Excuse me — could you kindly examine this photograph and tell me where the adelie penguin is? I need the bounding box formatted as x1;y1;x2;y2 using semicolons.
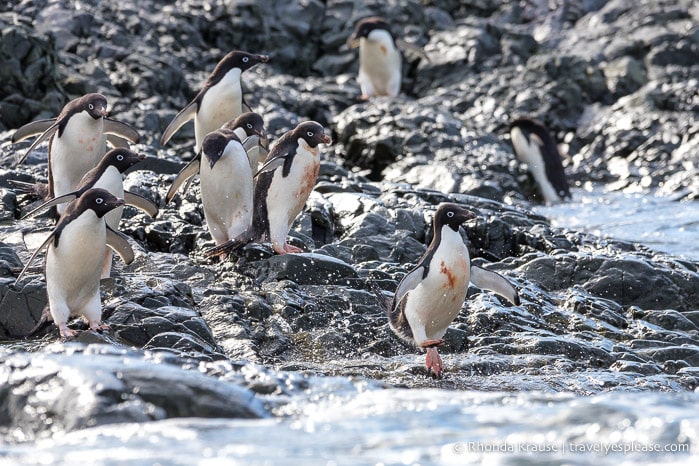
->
347;16;428;99
166;128;254;246
206;121;332;257
221;112;269;173
160;50;270;152
373;203;520;379
12;93;140;215
509;117;572;204
14;188;134;339
19;148;158;278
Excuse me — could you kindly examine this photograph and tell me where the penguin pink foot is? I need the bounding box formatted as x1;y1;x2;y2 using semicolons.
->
425;347;444;379
275;243;303;254
59;325;79;339
90;322;110;333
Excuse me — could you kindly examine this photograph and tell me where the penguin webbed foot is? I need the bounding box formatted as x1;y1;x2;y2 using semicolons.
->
90;322;110;334
425;346;444;379
58;325;79;339
274;243;303;254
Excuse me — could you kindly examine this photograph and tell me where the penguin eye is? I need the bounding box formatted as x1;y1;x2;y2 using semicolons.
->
242;56;249;63
95;197;104;205
88;103;94;110
447;211;454;218
307;131;314;137
116;154;124;161
247;123;253;129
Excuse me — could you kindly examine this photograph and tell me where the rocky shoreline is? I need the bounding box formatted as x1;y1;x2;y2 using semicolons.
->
1;0;698;443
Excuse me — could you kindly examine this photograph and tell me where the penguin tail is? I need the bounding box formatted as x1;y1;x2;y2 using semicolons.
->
8;179;49;200
204;227;257;259
24;305;53;339
368;278;392;316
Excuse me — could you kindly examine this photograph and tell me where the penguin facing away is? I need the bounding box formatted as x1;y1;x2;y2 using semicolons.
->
15;188;134;339
509;117;571;204
347;16;402;98
11;93;140;214
372;202;520;378
19;148;157;278
205;121;332;257
159;51;270;152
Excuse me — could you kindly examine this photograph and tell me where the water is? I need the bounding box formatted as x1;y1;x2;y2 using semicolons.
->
2;385;697;465
533;186;699;261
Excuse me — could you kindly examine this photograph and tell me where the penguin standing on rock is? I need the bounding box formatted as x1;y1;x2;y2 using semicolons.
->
11;93;140;215
205;121;332;257
166;128;254;246
347;16;403;99
14;188;134;339
509;117;572;204
159;51;270;152
372;203;520;379
19;148;158;278
221;112;269;173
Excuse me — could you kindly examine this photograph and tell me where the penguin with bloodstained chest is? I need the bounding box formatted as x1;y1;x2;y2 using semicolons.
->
20;148;158;278
509;117;571;204
347;17;402;99
12;93;140;215
14;188;134;339
166;128;254;246
205;121;332;257
160;51;270;152
372;203;520;379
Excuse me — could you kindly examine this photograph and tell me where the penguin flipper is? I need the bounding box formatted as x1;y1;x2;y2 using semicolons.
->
160;101;197;146
106;134;131;149
395;38;431;63
21;192;78;219
470;266;520;306
124;191;159;217
393;266;426;308
11;118;56;143
15;121;60;165
368;279;392;315
165;155;201;204
14;232;56;285
106;226;135;265
253;155;285;179
104;118;140;143
8;180;49;200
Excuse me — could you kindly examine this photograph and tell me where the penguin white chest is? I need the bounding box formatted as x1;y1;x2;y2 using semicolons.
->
46;212;106;311
196;69;243;144
358;30;401;97
405;227;470;341
511;127;559;203
200;140;254;244
52;113;106;195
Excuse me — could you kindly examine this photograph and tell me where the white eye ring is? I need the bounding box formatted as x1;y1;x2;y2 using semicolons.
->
447;211;454;218
242;56;249;62
96;197;104;204
88;104;94;110
247;123;253;129
116;154;124;161
307;131;314;137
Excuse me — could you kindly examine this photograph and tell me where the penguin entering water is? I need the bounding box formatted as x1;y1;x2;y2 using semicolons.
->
372;203;520;378
12;93;140;215
160;51;269;152
509;117;571;204
14;188;134;339
205;121;332;257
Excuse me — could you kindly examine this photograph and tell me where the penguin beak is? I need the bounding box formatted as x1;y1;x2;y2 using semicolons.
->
258;54;270;63
137;152;147;161
320;133;332;145
457;209;476;223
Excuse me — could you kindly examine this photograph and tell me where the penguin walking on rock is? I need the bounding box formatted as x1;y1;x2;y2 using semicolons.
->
372;203;520;379
19;148;157;278
12;93;140;215
166;128;254;246
509;117;571;204
14;188;134;339
205;121;332;257
160;51;270;152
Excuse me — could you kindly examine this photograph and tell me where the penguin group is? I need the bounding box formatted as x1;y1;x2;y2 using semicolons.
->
6;15;571;379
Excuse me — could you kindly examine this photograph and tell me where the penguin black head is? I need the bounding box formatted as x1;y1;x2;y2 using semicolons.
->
223;112;266;139
75;93;109;120
100;148;147;173
348;16;394;47
433;203;476;232
201;129;241;169
213;50;270;77
294;121;332;148
74;188;125;219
